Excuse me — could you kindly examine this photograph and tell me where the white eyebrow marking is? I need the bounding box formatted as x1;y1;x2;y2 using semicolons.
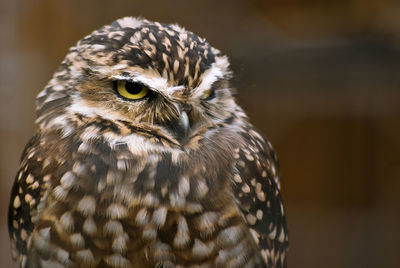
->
192;55;230;98
112;73;168;92
164;85;185;95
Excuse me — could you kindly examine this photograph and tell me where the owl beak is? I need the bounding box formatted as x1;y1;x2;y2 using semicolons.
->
172;104;192;144
173;110;190;144
165;103;192;144
179;111;190;135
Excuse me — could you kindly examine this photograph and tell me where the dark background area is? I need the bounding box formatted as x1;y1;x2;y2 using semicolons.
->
1;1;400;267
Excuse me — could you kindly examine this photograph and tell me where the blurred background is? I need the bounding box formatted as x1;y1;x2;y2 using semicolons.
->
1;0;400;267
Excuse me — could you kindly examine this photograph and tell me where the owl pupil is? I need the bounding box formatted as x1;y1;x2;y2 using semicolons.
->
126;82;143;94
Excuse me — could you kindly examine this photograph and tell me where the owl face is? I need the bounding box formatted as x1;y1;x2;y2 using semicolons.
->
36;17;243;146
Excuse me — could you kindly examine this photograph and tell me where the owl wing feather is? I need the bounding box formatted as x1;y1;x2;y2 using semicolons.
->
8;134;50;265
9;126;127;267
233;125;289;267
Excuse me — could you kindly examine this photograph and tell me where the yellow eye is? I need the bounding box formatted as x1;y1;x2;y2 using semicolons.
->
115;81;149;100
202;88;216;100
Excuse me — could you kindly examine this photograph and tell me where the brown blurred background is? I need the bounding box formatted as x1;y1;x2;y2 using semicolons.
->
1;0;400;267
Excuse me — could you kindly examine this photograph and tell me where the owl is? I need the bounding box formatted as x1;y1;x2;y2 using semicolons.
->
8;17;288;267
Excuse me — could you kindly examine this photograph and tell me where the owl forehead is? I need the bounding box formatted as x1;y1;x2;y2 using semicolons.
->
72;17;224;88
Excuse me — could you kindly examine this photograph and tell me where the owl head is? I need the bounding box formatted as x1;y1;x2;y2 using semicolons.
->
35;17;245;146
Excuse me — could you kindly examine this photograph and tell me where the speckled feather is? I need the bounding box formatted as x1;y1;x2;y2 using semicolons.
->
8;17;288;267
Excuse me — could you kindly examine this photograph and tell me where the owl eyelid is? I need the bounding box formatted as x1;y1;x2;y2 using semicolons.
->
111;73;165;92
112;76;161;92
112;78;148;88
202;88;216;100
199;78;228;101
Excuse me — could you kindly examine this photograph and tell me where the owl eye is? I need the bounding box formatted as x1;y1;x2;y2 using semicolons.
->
114;80;149;100
202;88;216;100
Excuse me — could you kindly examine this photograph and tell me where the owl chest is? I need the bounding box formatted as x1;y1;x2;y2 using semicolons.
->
43;156;249;266
28;134;263;266
43;196;255;267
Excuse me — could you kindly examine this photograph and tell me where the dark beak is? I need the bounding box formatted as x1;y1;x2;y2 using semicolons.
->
165;104;192;145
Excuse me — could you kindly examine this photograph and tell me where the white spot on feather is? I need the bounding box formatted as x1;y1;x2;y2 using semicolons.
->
59;211;74;232
142;227;157;240
173;216;190;248
268;227;277;240
83;217;97;235
152;207;167;228
26;174;34;184
56;248;71;265
107;203;128;219
195;179;208;198
278;229;285;243
53;186;69;201
77;196;96;216
60;171;76;189
112;233;129;253
76;249;95;264
13;196;21;208
249;228;260;245
192;239;214;258
104;220;123;237
135;208;149;226
115;17;144;30
246;214;257;225
39;227;51;241
70;233;85;249
105;253;131;267
178;176;190;196
256;209;263;220
241;183;250;193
